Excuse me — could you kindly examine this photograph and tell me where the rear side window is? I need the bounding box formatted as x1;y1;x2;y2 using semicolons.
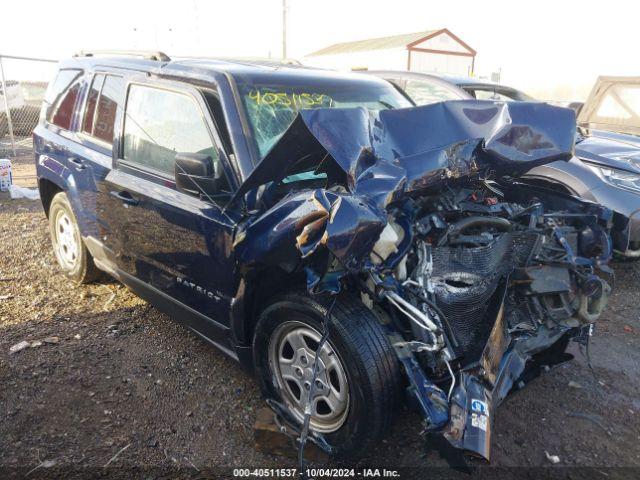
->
45;69;83;130
81;74;124;145
81;74;105;134
123;85;218;177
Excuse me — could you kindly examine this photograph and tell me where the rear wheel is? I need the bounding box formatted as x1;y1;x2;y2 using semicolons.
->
49;192;100;283
253;293;401;458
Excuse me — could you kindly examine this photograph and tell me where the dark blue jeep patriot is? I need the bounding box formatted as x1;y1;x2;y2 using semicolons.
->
35;52;614;460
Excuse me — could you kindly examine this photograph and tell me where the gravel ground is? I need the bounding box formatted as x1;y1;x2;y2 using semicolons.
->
1;161;640;478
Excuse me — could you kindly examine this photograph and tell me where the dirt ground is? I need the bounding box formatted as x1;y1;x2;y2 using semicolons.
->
1;157;640;478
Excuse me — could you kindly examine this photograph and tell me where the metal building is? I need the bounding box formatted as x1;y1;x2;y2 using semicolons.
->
304;29;476;76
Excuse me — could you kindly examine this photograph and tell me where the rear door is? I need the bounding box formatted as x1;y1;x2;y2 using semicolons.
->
71;72;126;268
35;69;84;204
35;68;126;272
103;79;238;349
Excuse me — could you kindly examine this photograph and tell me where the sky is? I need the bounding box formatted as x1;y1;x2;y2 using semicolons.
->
1;0;637;101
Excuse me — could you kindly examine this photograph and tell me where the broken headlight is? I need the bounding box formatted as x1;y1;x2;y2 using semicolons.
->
587;164;640;193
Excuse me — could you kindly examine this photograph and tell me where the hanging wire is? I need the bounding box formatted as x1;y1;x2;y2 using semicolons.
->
297;297;336;479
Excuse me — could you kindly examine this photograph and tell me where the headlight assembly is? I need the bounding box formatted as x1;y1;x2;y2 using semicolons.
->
587;164;640;193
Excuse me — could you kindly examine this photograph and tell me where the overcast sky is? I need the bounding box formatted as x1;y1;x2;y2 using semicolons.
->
1;0;637;100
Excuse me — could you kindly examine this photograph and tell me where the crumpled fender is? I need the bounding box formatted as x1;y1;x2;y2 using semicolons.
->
235;189;386;291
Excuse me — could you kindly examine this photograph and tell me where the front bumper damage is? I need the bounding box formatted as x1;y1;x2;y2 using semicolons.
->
400;284;591;461
232;100;614;460
377;215;611;461
443;325;575;461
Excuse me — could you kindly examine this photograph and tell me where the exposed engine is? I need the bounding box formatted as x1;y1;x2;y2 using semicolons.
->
371;180;611;381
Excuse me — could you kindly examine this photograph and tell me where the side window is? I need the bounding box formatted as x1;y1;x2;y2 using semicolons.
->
81;74;105;134
45;69;83;130
202;91;233;154
123;85;223;181
403;79;463;106
81;74;124;145
94;76;125;143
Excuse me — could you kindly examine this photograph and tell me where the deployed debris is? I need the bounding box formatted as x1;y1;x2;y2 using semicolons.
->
545;451;561;464
9;336;61;353
103;443;131;468
9;340;30;354
25;458;56;476
8;184;40;200
567;411;611;436
254;407;328;462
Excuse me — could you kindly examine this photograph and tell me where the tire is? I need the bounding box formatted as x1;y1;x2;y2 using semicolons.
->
48;192;101;284
253;292;401;458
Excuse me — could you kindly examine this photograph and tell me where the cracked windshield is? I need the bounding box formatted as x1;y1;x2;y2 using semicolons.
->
237;77;411;158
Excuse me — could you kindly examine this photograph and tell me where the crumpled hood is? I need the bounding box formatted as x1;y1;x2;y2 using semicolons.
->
576;133;640;173
234;101;578;292
231;100;577;208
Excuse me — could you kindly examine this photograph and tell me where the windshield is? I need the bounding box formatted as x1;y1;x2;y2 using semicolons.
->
237;77;412;159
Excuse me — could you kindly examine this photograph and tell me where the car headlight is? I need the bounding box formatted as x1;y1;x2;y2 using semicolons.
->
587;164;640;193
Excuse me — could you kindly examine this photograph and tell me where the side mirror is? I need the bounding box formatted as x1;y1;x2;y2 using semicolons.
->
175;153;216;197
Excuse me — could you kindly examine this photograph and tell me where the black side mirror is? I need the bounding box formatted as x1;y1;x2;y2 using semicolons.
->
175;153;216;197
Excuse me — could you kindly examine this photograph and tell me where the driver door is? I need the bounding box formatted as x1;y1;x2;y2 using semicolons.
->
102;79;238;348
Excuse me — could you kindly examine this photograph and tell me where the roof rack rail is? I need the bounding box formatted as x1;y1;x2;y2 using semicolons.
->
74;50;171;62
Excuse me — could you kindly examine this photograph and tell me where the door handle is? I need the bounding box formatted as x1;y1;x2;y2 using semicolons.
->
110;190;140;206
69;157;86;170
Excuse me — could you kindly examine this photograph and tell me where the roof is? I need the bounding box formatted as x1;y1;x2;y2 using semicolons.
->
307;30;441;57
57;55;392;90
59;56;316;79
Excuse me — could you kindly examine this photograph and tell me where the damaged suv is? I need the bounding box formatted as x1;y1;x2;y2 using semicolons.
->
35;53;613;460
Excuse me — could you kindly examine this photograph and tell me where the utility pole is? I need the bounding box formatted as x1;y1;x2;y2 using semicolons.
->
282;0;287;59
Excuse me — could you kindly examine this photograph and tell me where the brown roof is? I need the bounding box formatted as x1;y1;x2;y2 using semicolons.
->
307;30;442;57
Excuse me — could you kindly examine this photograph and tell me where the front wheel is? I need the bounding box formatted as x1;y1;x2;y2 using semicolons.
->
48;192;101;284
253;293;401;458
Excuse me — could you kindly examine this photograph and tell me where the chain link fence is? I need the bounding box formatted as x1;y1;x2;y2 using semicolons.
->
1;55;58;188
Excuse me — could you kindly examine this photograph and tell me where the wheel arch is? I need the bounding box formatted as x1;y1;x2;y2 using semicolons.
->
231;266;307;368
38;177;64;218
